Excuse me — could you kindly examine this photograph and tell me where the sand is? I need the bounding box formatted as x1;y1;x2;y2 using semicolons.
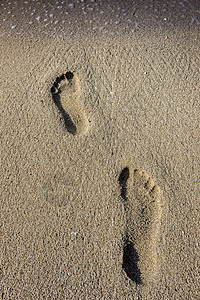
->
0;0;200;299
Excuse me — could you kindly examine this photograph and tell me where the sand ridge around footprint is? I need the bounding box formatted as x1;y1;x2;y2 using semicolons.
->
119;167;162;285
51;71;89;135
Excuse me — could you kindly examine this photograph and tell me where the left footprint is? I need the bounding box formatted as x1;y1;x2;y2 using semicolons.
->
51;71;89;135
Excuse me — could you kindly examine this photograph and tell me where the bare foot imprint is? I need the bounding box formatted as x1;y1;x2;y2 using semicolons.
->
118;167;162;284
51;71;89;135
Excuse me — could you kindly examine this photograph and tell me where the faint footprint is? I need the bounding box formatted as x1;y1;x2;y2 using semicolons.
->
118;167;162;284
51;71;89;135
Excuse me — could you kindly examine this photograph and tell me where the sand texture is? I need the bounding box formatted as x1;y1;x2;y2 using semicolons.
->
1;0;200;299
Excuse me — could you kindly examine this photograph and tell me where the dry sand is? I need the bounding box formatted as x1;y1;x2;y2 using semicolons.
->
0;0;200;299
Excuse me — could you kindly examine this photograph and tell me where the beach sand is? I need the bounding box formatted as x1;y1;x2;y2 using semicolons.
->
0;0;199;299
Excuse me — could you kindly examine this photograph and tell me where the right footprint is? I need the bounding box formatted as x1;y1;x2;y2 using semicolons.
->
119;167;162;285
51;71;89;135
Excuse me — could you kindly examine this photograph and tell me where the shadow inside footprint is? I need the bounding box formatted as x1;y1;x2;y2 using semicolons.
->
118;168;142;284
51;72;77;135
52;92;77;135
122;240;142;284
118;167;129;201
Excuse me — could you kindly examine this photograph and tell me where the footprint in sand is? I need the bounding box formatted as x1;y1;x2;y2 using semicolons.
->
118;167;162;284
51;71;89;135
